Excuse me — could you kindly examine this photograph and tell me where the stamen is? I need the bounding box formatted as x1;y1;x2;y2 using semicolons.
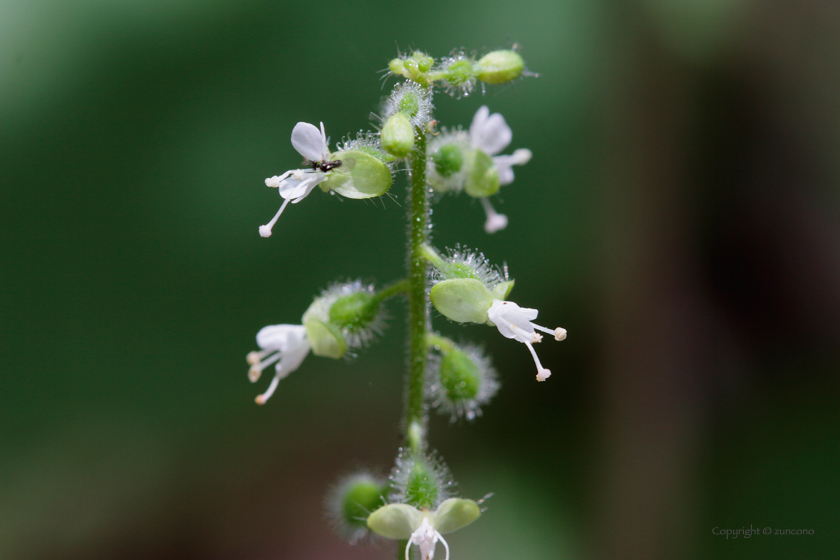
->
405;539;412;560
255;352;282;371
439;532;449;560
533;324;558;337
480;197;508;234
255;370;281;405
511;148;532;165
259;198;291;238
524;341;551;381
265;170;293;187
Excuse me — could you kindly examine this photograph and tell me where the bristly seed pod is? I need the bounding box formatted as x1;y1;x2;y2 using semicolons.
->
385;81;433;128
389;448;455;510
326;471;389;544
427;336;499;422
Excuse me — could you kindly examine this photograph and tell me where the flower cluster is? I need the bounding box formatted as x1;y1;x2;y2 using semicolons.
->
428;106;531;233
244;45;565;560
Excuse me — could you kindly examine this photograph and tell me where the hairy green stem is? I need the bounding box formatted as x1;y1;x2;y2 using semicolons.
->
405;125;429;453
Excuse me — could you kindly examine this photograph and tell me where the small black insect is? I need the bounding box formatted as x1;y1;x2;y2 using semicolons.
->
308;159;342;173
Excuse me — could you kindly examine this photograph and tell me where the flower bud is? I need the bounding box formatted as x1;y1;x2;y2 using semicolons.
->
327;471;389;543
320;149;392;199
437;50;478;98
477;50;525;84
388;51;435;84
389;449;453;510
381;112;415;158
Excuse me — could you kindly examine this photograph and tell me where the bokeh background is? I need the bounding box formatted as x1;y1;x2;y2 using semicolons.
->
2;0;839;558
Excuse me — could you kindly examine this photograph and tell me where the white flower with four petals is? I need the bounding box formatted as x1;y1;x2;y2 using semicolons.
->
468;106;532;234
246;324;311;404
260;122;334;238
487;299;566;381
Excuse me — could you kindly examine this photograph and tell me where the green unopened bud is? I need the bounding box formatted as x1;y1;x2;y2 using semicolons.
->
389;51;435;84
389;58;406;76
477;50;525;84
320;150;392;199
430;278;493;324
381;113;415;158
390;449;453;510
327;472;389;543
432;143;464;177
410;51;435;73
443;59;477;87
465;149;500;197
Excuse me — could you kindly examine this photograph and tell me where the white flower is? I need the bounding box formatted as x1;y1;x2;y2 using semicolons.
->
486;299;566;382
469;107;532;234
259;122;333;238
367;498;481;560
469;107;532;185
246;324;311;404
408;517;449;560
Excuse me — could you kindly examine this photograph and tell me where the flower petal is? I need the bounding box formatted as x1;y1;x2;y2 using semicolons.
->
256;324;307;351
469;106;490;141
473;113;512;155
291;122;327;161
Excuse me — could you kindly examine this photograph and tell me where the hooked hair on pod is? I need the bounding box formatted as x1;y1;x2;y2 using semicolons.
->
320;279;388;349
389;448;456;510
427;340;500;422
429;244;506;289
426;128;471;195
325;470;389;544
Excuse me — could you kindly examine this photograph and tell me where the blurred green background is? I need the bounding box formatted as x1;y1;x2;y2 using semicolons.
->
2;0;839;558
